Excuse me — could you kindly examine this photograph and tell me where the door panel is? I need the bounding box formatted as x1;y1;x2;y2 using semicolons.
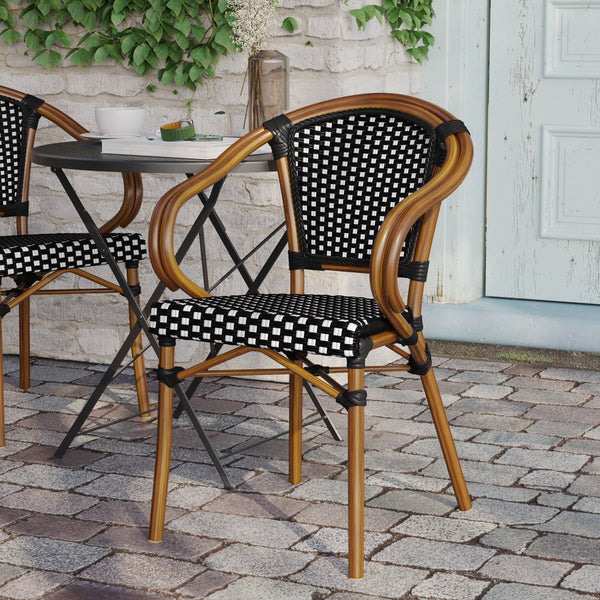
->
486;0;600;304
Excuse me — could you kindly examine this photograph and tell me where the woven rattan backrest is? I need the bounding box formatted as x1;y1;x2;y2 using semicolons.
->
0;93;42;217
278;108;436;276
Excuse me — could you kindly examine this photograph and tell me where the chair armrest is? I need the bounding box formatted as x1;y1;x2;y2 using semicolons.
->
149;127;274;297
370;128;473;341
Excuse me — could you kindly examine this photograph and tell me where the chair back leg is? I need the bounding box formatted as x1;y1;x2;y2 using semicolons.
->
0;314;4;447
289;365;303;484
18;299;30;390
149;341;175;541
126;266;150;417
421;368;472;511
347;368;365;579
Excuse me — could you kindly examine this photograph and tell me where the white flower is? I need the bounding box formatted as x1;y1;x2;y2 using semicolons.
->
229;0;279;57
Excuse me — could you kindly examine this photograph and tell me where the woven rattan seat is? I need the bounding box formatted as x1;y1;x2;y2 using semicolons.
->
150;294;391;357
0;86;149;447
146;93;474;579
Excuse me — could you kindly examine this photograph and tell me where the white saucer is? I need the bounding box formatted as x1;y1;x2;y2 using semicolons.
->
82;132;144;140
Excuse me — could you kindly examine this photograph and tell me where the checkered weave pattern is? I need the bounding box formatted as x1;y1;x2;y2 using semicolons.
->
149;294;392;358
0;233;146;278
0;94;31;212
287;109;435;271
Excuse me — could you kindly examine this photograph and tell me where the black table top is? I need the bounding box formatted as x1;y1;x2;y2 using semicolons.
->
31;140;275;174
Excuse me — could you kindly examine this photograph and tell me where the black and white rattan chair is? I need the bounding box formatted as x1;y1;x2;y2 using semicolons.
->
147;93;474;578
0;86;149;446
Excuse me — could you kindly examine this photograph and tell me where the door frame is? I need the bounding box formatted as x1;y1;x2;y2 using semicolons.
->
418;0;600;352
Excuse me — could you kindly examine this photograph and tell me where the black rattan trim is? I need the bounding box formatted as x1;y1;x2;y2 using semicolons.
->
433;119;469;166
288;250;323;271
156;365;184;388
306;363;330;375
398;260;429;282
0;202;29;217
125;283;141;297
408;346;432;376
0;303;10;317
336;388;367;410
411;315;423;332
21;94;44;129
264;114;293;160
347;337;373;369
399;330;419;347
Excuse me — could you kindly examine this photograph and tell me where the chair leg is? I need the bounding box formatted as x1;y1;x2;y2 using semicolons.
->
421;368;471;511
0;314;4;447
348;368;365;579
18;298;30;390
126;266;150;418
149;341;175;542
289;366;303;484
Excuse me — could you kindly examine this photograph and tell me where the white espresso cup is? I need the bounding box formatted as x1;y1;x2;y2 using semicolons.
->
95;106;146;136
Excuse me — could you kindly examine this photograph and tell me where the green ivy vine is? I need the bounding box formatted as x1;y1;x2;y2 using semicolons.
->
0;0;235;93
348;0;434;63
0;0;434;94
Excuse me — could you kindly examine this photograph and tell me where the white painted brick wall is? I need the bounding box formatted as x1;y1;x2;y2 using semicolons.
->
0;1;418;368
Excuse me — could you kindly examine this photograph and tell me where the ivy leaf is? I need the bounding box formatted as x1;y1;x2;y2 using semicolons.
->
407;45;428;63
154;42;169;61
22;8;39;29
166;0;183;16
111;11;127;26
114;0;130;13
37;49;61;69
189;63;203;82
396;9;414;28
69;47;92;67
1;29;19;44
213;24;234;51
121;32;138;55
24;28;41;51
94;44;110;63
82;11;96;31
68;0;86;23
190;44;211;68
173;30;189;50
132;42;150;65
159;66;175;85
174;18;191;37
191;25;206;41
281;17;298;34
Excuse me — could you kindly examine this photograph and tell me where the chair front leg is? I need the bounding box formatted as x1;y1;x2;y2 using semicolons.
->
421;368;471;511
0;310;4;447
18;298;30;390
289;362;303;485
348;368;365;579
126;265;150;418
149;340;175;541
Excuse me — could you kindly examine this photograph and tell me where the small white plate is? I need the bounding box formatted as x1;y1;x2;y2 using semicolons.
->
81;132;144;140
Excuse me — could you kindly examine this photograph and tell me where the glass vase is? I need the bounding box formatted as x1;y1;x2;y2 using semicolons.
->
247;50;289;130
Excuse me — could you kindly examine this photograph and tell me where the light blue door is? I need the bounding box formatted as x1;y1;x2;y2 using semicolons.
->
486;0;600;304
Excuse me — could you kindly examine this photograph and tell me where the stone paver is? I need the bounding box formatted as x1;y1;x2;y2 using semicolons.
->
0;355;599;599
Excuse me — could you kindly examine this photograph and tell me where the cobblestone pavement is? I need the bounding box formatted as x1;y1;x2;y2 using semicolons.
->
1;353;600;599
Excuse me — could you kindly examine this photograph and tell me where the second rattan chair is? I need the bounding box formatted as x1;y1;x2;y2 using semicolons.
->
146;93;473;578
0;86;149;447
